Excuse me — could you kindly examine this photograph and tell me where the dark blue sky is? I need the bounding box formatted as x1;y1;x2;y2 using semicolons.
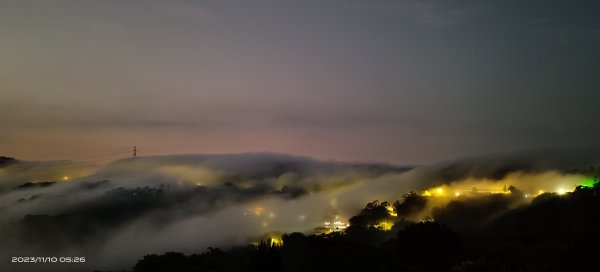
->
1;0;599;164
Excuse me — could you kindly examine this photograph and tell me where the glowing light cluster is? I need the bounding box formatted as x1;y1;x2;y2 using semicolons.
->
421;182;585;200
385;205;397;217
242;205;284;229
324;220;349;230
422;186;446;197
372;221;393;231
321;215;349;233
254;233;284;247
420;216;434;223
269;238;283;247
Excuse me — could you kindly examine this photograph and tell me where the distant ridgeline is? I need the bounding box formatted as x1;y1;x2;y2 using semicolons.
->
0;156;16;167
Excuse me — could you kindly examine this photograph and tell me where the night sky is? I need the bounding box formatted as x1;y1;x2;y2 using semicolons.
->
1;0;599;164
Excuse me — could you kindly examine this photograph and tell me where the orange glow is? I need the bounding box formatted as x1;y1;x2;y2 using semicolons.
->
252;207;265;216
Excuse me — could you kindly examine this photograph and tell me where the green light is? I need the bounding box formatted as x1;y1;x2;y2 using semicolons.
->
579;178;597;188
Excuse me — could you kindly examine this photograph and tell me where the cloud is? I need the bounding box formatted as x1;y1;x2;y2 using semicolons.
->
0;153;407;270
0;149;598;271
